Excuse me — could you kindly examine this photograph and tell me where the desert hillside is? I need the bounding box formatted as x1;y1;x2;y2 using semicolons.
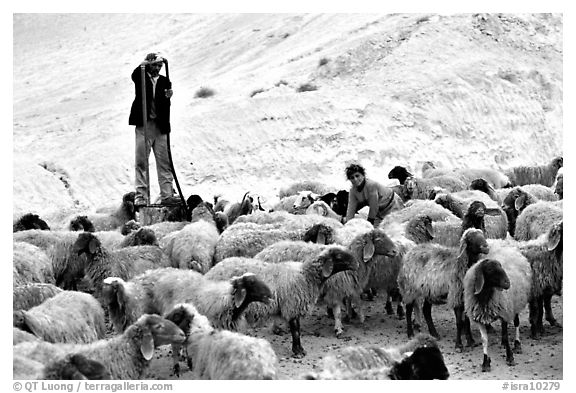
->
12;13;563;222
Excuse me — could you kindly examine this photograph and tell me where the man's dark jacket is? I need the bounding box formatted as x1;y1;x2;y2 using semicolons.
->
129;66;171;134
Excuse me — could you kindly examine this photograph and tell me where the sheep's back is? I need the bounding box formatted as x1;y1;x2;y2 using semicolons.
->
514;202;563;241
13;242;55;286
18;291;106;344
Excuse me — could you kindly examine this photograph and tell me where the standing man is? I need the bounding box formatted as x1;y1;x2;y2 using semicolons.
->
129;52;174;208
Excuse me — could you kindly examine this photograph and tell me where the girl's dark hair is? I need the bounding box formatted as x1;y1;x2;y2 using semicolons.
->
345;164;366;180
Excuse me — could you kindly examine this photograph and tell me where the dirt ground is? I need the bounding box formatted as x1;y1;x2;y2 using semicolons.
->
143;293;563;380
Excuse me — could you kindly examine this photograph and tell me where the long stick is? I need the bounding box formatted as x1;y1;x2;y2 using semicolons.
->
162;59;187;211
140;64;150;205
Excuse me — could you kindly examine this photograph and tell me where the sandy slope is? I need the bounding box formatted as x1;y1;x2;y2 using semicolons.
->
13;13;562;223
11;13;563;382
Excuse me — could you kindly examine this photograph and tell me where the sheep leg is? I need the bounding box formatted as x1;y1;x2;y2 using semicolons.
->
333;304;344;337
543;289;560;327
501;318;515;366
405;301;415;338
513;314;522;354
454;306;475;350
479;323;491;372
423;300;439;339
171;343;182;377
537;296;545;334
289;317;306;358
385;294;394;315
528;297;541;340
454;306;465;351
396;302;405;319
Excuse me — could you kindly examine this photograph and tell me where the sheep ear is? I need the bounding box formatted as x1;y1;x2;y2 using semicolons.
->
426;221;435;239
140;331;155;361
547;229;561;251
474;269;485;295
457;238;467;261
88;238;99;254
514;195;525;211
321;259;334;277
316;231;327;245
234;287;247;308
363;239;375;262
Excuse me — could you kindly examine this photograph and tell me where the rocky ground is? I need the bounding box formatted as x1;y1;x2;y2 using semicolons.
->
143;294;563;380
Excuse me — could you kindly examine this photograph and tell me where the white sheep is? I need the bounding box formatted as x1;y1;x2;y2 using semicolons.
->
366;214;436;320
13;241;55;286
505;156;563;187
278;180;332;199
434;191;508;241
13;283;63;311
379;199;460;229
13;314;186;380
159;202;221;273
14;327;41;346
205;247;358;357
255;227;398;336
513;221;563;338
421;161;512;189
463;256;532;372
214;214;343;263
402;175;467;200
72;231;171;297
60;191;136;232
14;229;87;290
13;290;106;344
513;201;562;241
398;228;490;350
101;270;273;334
165;303;279;379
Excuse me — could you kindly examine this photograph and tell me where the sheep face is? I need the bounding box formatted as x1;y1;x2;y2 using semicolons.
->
131;228;159;246
473;259;510;295
332;190;349;217
122;191;136;219
230;273;274;309
460;229;489;262
120;219;141;235
469;178;497;200
467;201;486;219
72;232;101;256
395;346;450;380
135;314;186;352
303;223;334;245
293;191;319;210
69;215;96;232
370;229;398;258
13;311;29;333
186;194;204;213
388;166;413;185
551;156;563;170
319;247;358;278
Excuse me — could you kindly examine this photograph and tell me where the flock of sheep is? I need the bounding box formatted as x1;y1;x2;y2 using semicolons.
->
12;155;563;380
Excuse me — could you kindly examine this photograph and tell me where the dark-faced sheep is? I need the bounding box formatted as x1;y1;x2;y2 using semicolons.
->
13;213;51;232
464;257;532;372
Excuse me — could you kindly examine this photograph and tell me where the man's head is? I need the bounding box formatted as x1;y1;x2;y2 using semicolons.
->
144;53;164;77
345;163;366;187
